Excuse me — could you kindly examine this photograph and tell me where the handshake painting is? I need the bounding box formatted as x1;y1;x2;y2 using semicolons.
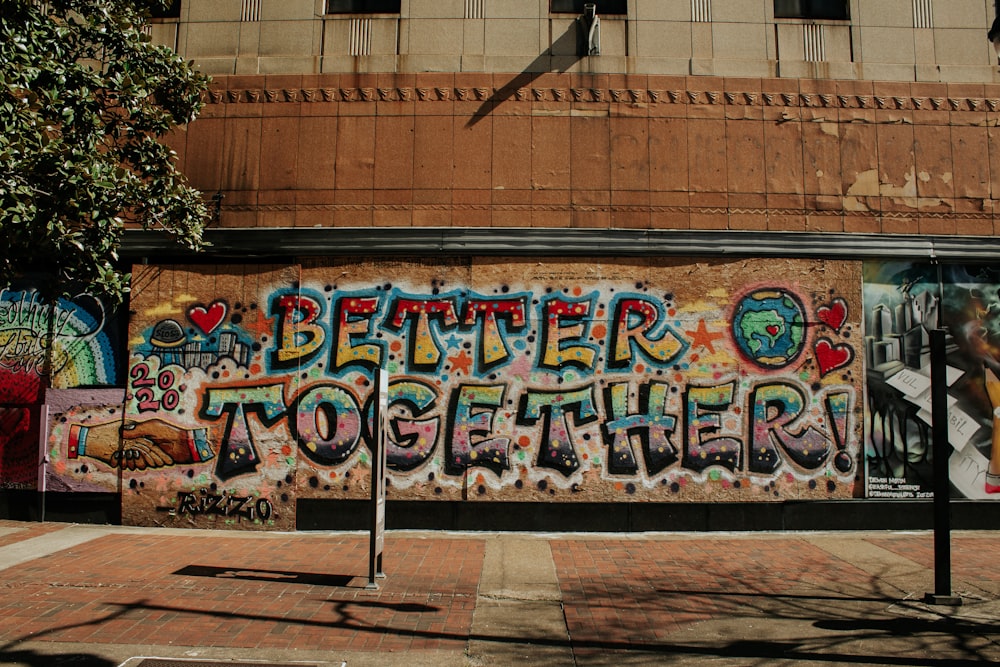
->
68;419;213;471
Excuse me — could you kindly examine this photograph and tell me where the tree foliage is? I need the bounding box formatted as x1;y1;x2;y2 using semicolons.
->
0;0;209;303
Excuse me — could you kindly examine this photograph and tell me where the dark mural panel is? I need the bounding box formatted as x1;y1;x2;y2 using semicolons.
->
864;261;1000;499
0;406;38;489
0;287;122;489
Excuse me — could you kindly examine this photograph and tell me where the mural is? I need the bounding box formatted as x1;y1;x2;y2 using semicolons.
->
42;389;126;493
0;406;39;489
863;261;1000;499
31;256;1000;527
0;288;120;488
32;258;861;529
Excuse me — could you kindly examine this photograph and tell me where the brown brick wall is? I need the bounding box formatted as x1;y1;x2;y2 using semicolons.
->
170;73;1000;236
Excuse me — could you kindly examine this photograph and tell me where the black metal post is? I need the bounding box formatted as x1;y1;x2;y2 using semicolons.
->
924;329;961;605
367;369;388;590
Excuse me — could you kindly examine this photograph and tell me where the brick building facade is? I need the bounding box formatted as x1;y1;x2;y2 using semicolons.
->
5;1;1000;530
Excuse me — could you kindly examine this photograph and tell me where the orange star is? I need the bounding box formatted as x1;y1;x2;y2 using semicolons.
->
685;319;725;354
242;307;276;339
448;350;474;376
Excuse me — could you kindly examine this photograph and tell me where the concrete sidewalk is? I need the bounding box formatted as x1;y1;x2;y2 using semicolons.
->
0;520;998;666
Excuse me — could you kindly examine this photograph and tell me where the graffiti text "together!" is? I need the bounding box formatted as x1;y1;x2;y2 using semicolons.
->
199;378;853;481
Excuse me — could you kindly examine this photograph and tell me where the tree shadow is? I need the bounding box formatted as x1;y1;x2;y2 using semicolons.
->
9;573;990;667
0;649;115;667
0;650;118;667
0;601;138;667
655;588;904;605
557;559;1000;664
815;615;999;634
3;546;999;665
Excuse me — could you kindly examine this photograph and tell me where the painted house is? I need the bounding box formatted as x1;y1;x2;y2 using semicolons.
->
6;0;1000;530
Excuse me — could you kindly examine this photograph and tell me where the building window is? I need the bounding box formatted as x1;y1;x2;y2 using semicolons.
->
149;0;180;19
550;0;627;15
325;0;401;13
774;0;848;20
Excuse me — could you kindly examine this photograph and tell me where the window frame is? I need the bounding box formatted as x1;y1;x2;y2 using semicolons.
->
773;0;849;21
549;0;628;16
148;0;181;20
324;0;402;15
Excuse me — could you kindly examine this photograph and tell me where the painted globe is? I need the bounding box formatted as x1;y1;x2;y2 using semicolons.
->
731;289;806;369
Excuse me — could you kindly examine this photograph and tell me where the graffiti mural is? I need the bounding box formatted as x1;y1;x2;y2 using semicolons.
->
863;261;1000;499
0;406;39;489
0;288;120;488
94;258;862;529
115;265;301;528
42;389;125;493
0;288;119;401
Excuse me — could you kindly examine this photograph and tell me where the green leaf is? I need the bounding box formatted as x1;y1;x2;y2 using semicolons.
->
0;0;209;305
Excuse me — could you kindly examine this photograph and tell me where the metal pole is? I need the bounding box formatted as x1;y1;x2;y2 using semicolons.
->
367;369;388;590
924;329;961;605
38;404;49;523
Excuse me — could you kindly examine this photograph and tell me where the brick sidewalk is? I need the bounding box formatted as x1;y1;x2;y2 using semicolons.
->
552;537;878;658
0;525;999;666
869;535;1000;585
0;519;69;548
0;532;483;653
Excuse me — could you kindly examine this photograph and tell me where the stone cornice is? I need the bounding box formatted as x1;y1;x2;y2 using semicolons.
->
219;203;992;220
203;83;1000;115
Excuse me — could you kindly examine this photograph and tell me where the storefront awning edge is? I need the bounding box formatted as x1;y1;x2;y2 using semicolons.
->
120;228;997;262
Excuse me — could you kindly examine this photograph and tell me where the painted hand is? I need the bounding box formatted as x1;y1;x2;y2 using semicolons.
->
120;419;199;465
76;421;173;470
113;437;174;471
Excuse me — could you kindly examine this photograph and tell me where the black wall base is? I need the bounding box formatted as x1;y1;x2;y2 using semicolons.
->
295;498;1000;532
2;492;997;532
0;491;121;524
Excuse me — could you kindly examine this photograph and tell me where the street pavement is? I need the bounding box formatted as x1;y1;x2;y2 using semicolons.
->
0;519;998;666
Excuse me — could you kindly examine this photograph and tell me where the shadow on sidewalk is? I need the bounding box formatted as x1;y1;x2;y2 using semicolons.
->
0;649;114;667
0;604;130;667
655;588;903;604
21;596;991;666
174;564;355;587
2;589;997;666
3;548;998;665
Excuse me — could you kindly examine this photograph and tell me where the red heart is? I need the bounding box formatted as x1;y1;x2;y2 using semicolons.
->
815;337;854;376
817;299;848;333
188;301;227;335
766;325;780;336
